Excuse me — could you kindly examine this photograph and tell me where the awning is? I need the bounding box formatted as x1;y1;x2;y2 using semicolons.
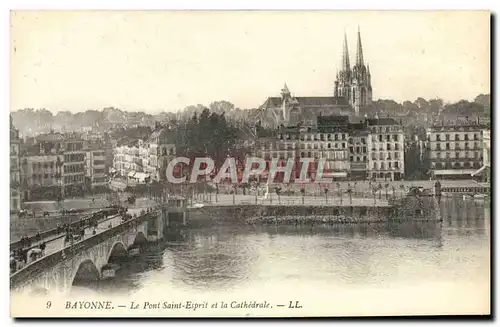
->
472;164;490;176
134;172;150;182
434;169;477;176
127;171;136;178
328;172;348;178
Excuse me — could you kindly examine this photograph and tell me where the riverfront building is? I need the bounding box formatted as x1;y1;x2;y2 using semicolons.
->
426;120;489;180
254;115;405;181
112;125;176;183
10;116;21;211
84;140;108;192
19;132;86;201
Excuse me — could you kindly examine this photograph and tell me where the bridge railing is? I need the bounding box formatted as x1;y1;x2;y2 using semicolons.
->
10;211;158;290
10;211;121;252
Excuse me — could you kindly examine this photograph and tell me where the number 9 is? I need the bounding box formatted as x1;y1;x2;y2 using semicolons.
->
46;301;52;309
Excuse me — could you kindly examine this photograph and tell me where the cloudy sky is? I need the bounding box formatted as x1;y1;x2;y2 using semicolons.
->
10;10;490;113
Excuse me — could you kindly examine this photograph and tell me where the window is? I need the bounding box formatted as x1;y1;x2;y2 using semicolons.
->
393;134;398;142
464;134;469;141
395;161;399;168
455;134;460;141
395;144;400;150
436;134;441;141
446;143;450;150
445;134;450;141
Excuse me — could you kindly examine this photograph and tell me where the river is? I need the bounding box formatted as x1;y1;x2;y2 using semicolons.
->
72;197;491;316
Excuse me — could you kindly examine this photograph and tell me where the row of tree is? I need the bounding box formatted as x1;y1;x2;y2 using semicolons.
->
11;94;490;137
366;94;490;118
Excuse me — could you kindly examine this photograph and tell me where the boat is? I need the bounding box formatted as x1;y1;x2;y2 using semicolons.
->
188;203;205;209
463;194;487;200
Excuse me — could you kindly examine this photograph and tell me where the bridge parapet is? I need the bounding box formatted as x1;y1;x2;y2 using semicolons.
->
10;211;159;291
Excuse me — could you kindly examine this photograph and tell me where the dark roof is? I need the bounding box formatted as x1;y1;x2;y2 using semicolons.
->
36;133;65;142
366;118;399;126
262;96;350;108
317;115;349;125
296;97;349;107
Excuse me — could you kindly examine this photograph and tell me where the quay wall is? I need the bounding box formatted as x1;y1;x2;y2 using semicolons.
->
188;205;394;225
187;196;441;226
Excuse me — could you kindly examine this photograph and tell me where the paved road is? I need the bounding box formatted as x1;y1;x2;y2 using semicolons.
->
28;207;148;258
11;205;155;275
192;194;392;207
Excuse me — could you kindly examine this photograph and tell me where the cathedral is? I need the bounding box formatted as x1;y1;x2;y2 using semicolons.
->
259;28;373;127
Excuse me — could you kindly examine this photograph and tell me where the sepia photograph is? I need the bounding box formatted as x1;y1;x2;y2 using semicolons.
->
8;9;491;318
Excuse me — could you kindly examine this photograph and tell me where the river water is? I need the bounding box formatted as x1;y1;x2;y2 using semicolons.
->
73;197;491;316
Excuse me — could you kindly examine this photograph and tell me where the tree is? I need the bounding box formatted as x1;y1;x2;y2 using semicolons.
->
336;182;342;205
275;187;282;205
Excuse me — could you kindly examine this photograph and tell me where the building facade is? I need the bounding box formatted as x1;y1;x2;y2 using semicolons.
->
10;116;21;211
112;126;176;183
84;141;108;191
254;115;404;182
62;135;86;197
367;118;405;181
427;121;486;180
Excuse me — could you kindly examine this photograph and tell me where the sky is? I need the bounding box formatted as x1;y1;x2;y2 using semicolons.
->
10;10;490;113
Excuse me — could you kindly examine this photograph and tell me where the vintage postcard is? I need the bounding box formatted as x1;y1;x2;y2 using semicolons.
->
9;10;491;318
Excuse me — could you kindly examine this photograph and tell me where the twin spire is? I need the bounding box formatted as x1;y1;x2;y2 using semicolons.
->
341;26;365;71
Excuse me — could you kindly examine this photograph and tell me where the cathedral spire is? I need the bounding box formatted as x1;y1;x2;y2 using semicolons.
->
356;26;364;67
342;31;350;72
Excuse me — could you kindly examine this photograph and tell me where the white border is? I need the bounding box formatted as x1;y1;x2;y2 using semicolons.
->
2;1;497;326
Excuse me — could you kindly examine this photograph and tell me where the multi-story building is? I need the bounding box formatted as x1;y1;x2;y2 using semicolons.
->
62;134;86;196
367;118;405;181
255;115;405;182
348;121;370;180
10;116;21;211
84;141;108;192
113;125;176;183
145;125;176;182
427;121;486;180
20;133;65;201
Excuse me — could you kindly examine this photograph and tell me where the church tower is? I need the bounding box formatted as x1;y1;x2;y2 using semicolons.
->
334;28;372;116
336;32;352;102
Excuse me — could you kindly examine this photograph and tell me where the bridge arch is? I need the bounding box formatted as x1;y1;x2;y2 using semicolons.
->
71;259;100;288
107;241;128;264
131;232;147;248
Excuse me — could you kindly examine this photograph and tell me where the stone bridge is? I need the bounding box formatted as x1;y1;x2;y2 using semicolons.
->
10;204;187;296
